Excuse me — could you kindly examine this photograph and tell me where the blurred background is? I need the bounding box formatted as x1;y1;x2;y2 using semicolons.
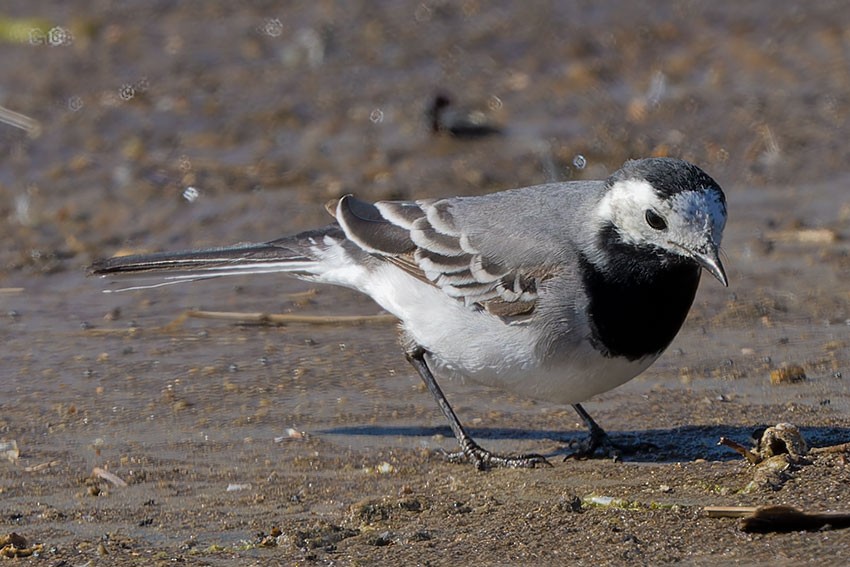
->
1;0;848;271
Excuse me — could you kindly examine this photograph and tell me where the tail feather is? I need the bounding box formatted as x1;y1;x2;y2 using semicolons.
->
89;225;344;291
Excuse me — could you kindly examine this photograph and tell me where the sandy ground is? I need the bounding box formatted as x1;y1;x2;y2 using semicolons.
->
1;1;850;565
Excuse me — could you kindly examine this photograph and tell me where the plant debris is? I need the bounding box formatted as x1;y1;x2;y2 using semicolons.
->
93;466;128;487
718;423;808;465
705;505;850;533
0;533;43;558
770;365;807;384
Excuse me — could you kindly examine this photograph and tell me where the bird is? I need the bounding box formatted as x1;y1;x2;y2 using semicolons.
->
426;93;503;138
90;157;728;470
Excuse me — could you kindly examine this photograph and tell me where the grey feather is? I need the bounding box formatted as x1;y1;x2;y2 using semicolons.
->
327;189;590;315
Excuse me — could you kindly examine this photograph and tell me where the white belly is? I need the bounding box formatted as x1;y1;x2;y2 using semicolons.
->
370;265;655;404
426;340;656;405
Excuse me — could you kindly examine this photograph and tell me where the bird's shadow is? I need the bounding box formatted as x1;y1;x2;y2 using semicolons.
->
320;424;850;463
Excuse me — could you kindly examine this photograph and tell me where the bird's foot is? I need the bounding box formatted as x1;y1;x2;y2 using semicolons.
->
563;428;620;461
441;440;552;470
563;431;657;461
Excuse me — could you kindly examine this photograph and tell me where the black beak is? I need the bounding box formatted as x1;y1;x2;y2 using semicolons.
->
693;244;728;287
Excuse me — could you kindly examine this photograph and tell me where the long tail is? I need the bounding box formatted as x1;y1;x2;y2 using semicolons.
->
89;225;345;292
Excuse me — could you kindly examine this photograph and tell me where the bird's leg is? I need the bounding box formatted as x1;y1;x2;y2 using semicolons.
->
566;403;658;459
405;346;550;470
564;403;618;459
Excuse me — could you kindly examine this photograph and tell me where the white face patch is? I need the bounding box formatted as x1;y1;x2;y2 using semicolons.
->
595;178;726;260
596;178;659;246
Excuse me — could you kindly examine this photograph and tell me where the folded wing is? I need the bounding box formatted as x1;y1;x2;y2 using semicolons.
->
334;195;549;317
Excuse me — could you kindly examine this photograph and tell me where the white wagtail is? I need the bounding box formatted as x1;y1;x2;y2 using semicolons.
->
91;157;727;469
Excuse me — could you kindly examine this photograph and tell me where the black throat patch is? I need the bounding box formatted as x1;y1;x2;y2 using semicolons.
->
580;239;702;361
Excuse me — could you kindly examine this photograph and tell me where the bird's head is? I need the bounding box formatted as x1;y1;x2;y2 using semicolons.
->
595;158;728;286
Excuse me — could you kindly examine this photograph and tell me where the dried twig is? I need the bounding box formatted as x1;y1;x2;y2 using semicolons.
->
810;442;850;455
84;308;397;336
92;467;128;487
185;309;397;326
766;228;838;244
704;506;758;518
718;436;761;464
707;505;850;532
24;460;60;472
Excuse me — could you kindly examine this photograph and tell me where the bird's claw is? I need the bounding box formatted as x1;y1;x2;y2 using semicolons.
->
563;432;657;461
563;433;621;461
441;440;552;470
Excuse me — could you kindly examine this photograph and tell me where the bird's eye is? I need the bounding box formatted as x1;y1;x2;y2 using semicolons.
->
645;209;667;231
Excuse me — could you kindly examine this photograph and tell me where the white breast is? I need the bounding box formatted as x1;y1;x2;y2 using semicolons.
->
368;265;654;405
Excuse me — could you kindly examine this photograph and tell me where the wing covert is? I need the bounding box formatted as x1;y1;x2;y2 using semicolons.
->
334;195;549;314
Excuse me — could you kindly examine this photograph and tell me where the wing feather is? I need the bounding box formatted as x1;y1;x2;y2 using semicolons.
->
334;195;552;317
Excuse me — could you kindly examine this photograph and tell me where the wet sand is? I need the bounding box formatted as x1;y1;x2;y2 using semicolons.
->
1;2;850;564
